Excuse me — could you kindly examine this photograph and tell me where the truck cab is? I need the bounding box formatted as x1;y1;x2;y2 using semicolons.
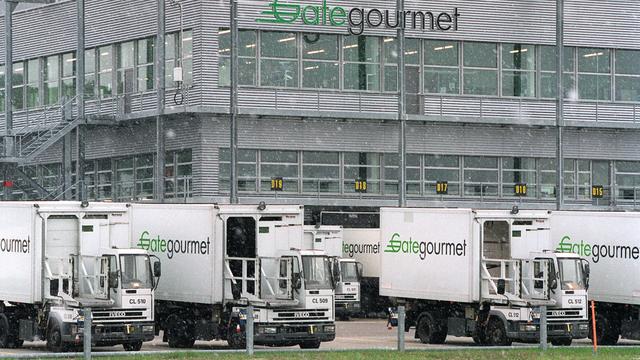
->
333;259;363;320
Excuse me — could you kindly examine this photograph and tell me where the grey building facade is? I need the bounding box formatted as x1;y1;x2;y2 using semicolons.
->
1;0;639;219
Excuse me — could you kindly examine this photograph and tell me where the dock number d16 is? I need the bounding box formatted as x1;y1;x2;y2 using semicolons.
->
515;183;528;197
355;179;367;193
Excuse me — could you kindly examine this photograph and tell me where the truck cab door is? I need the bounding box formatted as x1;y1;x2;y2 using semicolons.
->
95;255;111;300
521;257;553;301
276;257;294;300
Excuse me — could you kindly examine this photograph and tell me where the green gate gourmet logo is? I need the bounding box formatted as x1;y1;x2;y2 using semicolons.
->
256;0;460;35
0;237;30;254
384;233;466;260
557;235;640;263
137;231;210;259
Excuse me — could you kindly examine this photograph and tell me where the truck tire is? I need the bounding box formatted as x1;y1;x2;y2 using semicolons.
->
123;340;143;351
0;314;22;349
416;312;439;344
299;340;321;349
166;315;196;348
46;323;66;352
551;337;572;346
486;318;511;346
594;314;620;346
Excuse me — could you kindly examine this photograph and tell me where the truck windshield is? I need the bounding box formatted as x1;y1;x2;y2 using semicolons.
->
340;262;359;282
302;256;333;290
120;255;153;290
558;258;585;291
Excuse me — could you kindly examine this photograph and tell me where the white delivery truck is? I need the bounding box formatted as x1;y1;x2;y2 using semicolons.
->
551;211;640;345
304;226;363;320
380;208;590;346
0;202;159;352
129;204;336;349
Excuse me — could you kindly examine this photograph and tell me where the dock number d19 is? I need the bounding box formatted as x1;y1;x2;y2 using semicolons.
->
271;177;284;191
515;183;528;197
355;179;367;193
436;181;448;195
592;185;604;199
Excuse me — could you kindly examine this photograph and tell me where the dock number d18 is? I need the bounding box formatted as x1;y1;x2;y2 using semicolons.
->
271;177;284;191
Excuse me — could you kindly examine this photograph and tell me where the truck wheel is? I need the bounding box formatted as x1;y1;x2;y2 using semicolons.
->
594;314;620;346
46;323;65;352
299;340;321;349
486;318;511;346
432;330;448;345
123;340;143;351
416;312;437;344
550;337;572;346
166;315;196;348
0;314;9;348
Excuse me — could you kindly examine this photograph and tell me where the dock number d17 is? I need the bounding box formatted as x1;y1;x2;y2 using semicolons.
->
436;181;448;195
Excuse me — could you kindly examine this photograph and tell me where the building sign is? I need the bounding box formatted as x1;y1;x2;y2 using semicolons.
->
256;0;461;35
355;179;367;193
271;177;284;191
591;185;604;199
436;181;448;195
515;184;527;197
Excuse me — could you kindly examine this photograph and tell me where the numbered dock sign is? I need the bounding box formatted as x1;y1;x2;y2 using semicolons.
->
355;179;367;193
436;181;448;195
592;185;604;199
515;183;528;197
271;177;284;191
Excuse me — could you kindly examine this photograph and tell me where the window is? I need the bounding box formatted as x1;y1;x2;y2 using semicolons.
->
180;30;193;86
502;44;535;97
260;31;298;87
502;157;536;196
463;156;498;196
424;40;459;94
98;45;113;98
165;149;193;199
577;48;610;101
96;159;113;200
302;151;339;193
0;65;5;112
85;49;96;99
592;160;610;200
302;34;339;89
26;59;40;108
343;36;380;91
383;37;420;93
41;163;61;192
61;52;76;99
84;161;96;200
219;148;258;192
219;28;257;86
343;152;380;194
616;161;640;200
425;155;459;196
116;158;134;200
381;153;420;195
260;150;298;192
538;158;557;198
540;46;575;99
137;38;155;92
117;41;135;94
12;62;25;110
463;42;498;95
135;154;154;200
615;49;640;102
44;55;60;105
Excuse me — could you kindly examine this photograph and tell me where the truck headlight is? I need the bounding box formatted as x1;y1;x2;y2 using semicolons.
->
519;324;537;332
143;325;155;333
324;325;335;333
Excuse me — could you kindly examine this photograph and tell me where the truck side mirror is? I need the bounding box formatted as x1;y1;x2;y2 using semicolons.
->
356;262;364;280
108;271;119;289
497;279;506;295
153;261;161;277
582;261;590;290
292;272;302;290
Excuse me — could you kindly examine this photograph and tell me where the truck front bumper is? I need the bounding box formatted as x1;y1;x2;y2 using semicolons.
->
253;323;335;346
63;322;155;346
507;321;590;342
335;301;361;318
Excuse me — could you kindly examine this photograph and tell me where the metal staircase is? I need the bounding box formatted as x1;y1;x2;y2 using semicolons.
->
1;96;116;200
